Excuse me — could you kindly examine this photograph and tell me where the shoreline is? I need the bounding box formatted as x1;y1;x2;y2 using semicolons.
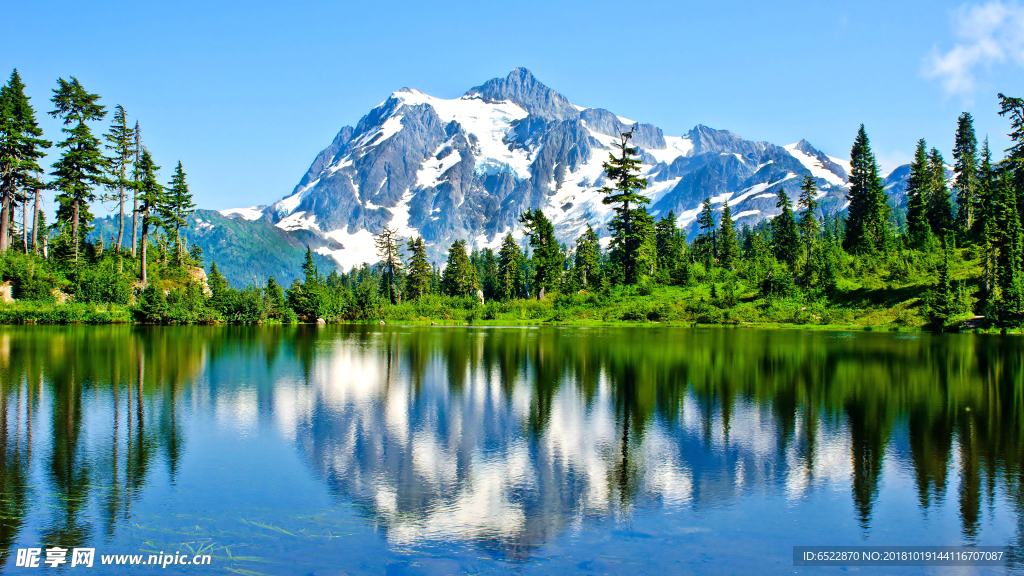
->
1;304;1016;335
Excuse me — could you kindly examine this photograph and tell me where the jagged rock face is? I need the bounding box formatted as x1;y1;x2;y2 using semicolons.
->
464;67;580;121
243;68;859;268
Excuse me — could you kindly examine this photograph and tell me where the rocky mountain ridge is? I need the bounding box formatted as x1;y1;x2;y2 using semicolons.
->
225;68;865;269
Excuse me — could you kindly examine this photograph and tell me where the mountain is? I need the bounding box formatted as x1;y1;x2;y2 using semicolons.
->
882;163;955;208
229;68;856;268
89;68;891;285
90;209;338;286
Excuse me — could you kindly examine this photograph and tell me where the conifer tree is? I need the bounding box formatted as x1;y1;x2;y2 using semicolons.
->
162;161;195;262
404;237;431;300
695;197;716;265
207;261;231;312
928;236;957;329
996;182;1024;325
103;105;134;253
48;77;107;265
518;208;562;296
655;211;681;271
574;224;602;289
135;149;162;285
131;121;141;257
373;226;403;304
975;139;999;298
442;240;477;297
496;233;525;300
844;125;891;253
472;248;499;301
797;175;820;262
952;112;979;234
905;139;933;248
599;127;650;284
265;276;287;318
772;188;801;268
718;200;739;269
0;70;50;253
301;246;320;287
633;207;658;279
997;93;1024;202
927;148;953;237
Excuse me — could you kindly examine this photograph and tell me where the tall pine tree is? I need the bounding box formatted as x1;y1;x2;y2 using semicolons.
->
771;188;801;268
161;161;195;262
905;139;933;248
633;207;658;279
0;70;50;253
844;125;891;253
655;211;681;271
497;233;526;300
997;93;1024;208
599;127;650;284
797;175;820;262
996;177;1024;325
442;240;477;297
695;197;716;265
952;112;979;235
49;77;107;265
103;104;134;253
927;148;953;237
518;208;562;297
574;224;602;289
373;226;403;304
404;237;431;300
135;149;162;285
719;200;739;269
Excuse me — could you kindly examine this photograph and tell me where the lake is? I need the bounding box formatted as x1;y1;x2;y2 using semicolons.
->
0;325;1021;574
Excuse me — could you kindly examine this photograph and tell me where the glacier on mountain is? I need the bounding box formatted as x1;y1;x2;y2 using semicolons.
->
226;68;862;270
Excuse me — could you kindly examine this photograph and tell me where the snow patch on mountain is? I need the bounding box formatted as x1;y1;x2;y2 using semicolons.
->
320;228;379;270
220;206;265;221
394;89;532;178
388;190;419;239
827;155;852;176
277;211;319;232
646;136;693;164
416;149;463;188
784;143;845;187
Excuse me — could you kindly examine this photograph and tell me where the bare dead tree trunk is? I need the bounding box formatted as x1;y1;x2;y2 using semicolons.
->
117;184;125;253
141;213;149;285
131;122;141;258
21;197;28;253
0;193;10;252
72;200;80;264
31;185;40;254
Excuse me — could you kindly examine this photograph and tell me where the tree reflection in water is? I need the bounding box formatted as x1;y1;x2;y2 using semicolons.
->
0;325;1021;567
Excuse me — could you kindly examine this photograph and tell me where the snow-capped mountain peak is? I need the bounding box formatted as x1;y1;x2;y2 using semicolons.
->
227;69;855;269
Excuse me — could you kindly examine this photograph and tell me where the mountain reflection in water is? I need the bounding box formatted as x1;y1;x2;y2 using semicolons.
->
0;325;1022;572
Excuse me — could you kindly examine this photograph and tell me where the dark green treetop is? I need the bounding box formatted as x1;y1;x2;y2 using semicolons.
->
844;124;891;253
600;128;650;284
518;208;562;296
771;188;800;268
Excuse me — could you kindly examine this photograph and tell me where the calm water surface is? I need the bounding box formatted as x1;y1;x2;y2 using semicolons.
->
0;325;1022;574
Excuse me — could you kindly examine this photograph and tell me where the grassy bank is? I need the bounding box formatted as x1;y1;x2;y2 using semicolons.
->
0;278;963;331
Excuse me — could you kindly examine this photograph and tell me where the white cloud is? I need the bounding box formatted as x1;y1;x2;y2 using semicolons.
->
923;1;1024;95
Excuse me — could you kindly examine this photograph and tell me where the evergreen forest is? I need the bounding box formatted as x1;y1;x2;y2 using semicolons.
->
3;69;1024;331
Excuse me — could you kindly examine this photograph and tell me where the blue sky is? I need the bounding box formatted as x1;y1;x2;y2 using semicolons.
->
3;0;1023;213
